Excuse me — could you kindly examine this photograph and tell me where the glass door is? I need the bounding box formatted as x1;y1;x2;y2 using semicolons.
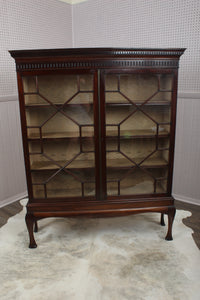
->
102;70;174;197
22;71;98;199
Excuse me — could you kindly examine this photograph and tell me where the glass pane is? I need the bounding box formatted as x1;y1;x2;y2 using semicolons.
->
23;73;96;199
120;169;155;195
120;138;156;165
69;93;93;104
22;74;94;105
79;74;93;91
105;73;173;105
31;168;96;199
141;106;171;124
106;125;118;137
25;106;56;127
24;94;50;106
23;76;37;93
107;182;119;196
38;75;77;104
157;179;168;193
118;74;158;102
25;106;94;139
84;182;95;196
120;110;157;136
158;137;169;150
105;92;129;104
105;73;171;196
46;171;82;198
151;91;172;102
32;185;45;198
159;74;173;90
82;137;94;152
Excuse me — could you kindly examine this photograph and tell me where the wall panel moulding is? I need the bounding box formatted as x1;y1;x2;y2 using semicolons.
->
58;0;88;4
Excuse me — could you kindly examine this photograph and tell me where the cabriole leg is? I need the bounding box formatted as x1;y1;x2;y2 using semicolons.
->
25;214;37;248
165;207;176;241
34;221;38;233
160;213;165;226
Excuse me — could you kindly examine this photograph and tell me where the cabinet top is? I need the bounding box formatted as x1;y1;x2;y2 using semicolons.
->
9;48;186;71
9;47;186;59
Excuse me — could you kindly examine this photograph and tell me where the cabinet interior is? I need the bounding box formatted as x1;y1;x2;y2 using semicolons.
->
23;72;172;198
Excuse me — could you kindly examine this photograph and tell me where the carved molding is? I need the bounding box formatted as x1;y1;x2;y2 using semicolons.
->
107;50;184;56
9;48;186;59
16;59;179;71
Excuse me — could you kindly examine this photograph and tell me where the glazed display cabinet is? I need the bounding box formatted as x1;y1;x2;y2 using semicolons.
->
10;48;185;248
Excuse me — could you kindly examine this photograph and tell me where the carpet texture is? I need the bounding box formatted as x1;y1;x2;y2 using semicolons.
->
0;199;199;300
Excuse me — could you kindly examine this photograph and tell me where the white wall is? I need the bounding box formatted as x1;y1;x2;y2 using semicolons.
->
72;0;200;93
0;0;72;97
173;94;200;205
1;0;200;206
72;0;200;205
0;0;73;207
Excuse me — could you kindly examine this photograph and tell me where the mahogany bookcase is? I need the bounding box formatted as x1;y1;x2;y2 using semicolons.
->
10;48;185;248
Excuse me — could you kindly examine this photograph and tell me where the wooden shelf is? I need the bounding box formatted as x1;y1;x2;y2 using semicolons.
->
27;129;169;140
107;157;168;168
30;157;167;171
25;103;93;108
106;101;171;106
30;159;95;171
106;129;170;138
25;100;171;108
28;131;94;140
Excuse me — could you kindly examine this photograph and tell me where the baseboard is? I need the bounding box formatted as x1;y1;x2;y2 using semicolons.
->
0;191;28;208
173;193;200;206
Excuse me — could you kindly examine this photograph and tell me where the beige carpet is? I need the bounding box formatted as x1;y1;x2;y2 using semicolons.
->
0;199;199;300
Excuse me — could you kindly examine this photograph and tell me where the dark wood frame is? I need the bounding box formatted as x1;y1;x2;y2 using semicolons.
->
10;48;185;248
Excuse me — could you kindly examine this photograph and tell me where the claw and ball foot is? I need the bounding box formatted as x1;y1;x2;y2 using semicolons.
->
25;214;37;248
165;207;176;241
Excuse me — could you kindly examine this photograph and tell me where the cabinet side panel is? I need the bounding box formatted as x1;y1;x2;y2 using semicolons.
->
17;72;33;200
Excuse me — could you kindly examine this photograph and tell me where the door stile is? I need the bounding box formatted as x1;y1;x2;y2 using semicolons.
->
99;70;107;200
167;70;178;195
94;70;101;200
